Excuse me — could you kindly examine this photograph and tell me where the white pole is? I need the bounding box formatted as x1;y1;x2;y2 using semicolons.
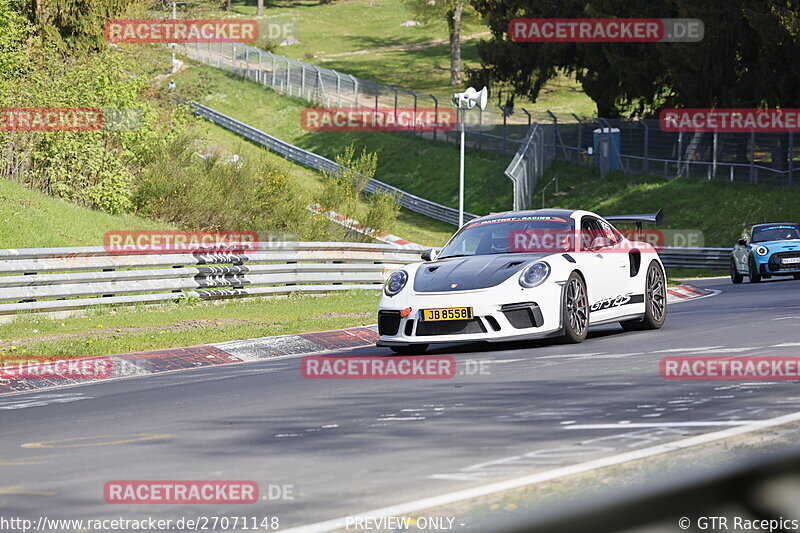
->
459;108;465;227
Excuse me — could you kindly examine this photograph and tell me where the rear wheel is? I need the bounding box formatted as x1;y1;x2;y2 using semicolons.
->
621;261;667;331
748;256;762;283
562;273;588;343
730;258;743;284
389;344;429;355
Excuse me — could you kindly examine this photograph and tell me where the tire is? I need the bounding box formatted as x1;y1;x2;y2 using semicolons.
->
794;274;800;280
389;344;429;355
621;261;667;331
562;272;589;343
730;258;743;284
748;256;762;283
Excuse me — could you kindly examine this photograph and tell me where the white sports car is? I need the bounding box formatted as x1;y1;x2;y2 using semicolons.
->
377;208;667;354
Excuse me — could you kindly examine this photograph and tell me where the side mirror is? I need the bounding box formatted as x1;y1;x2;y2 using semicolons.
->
737;238;747;246
421;248;437;262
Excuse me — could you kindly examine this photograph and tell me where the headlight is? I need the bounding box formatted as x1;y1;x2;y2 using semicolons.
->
756;246;769;256
384;270;408;296
519;262;550;288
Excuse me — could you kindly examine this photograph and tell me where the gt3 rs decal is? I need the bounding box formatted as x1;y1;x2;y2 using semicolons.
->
590;293;645;312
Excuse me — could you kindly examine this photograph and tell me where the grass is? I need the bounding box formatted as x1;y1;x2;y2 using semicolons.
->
177;63;511;214
538;161;800;247
0;178;173;249
0;290;381;359
182;0;596;116
199;118;455;246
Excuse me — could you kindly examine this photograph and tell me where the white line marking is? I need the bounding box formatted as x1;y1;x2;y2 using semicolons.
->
773;316;800;321
280;410;800;533
564;421;759;429
772;343;800;347
652;346;723;353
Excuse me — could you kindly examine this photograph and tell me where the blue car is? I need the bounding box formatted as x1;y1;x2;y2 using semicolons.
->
731;223;800;283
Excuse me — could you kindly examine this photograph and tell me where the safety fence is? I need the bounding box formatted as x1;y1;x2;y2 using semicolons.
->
0;242;421;316
180;41;543;155
190;103;478;226
0;242;730;317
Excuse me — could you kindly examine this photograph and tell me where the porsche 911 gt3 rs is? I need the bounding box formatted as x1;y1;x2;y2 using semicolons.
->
376;208;667;354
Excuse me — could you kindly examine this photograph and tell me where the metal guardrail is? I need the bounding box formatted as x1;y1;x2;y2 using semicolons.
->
659;247;730;270
0;242;422;316
0;243;731;316
190;103;479;227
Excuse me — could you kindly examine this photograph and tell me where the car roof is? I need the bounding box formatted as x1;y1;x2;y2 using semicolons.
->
752;222;800;229
470;209;578;223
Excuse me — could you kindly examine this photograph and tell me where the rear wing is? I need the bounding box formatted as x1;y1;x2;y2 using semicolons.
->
603;209;664;229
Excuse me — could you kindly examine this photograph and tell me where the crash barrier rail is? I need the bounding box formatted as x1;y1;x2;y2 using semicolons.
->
0;243;730;316
658;247;730;270
190;103;478;227
494;445;800;533
0;242;423;316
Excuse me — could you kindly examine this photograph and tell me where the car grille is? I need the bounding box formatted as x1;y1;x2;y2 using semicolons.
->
769;252;800;272
415;318;487;337
378;311;401;336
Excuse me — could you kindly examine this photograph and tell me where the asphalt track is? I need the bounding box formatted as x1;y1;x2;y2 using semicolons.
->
2;276;800;531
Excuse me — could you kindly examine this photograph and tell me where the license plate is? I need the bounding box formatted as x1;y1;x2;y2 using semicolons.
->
782;257;800;265
421;307;474;321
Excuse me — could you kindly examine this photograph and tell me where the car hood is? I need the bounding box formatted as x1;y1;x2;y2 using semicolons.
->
753;240;800;252
413;253;552;292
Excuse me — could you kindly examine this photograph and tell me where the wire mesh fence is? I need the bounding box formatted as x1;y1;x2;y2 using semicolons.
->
179;42;799;188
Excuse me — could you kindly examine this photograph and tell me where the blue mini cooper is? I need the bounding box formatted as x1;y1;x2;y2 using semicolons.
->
731;223;800;283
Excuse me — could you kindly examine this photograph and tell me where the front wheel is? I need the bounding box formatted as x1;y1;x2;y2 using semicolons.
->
621;261;667;331
748;256;762;283
562;273;589;343
730;258;743;284
389;344;429;355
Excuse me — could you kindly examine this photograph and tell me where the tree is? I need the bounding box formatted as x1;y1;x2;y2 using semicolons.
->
256;0;264;15
405;0;480;86
471;0;800;118
220;0;230;10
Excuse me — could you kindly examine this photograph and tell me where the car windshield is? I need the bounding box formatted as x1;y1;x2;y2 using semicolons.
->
751;224;800;243
439;215;575;258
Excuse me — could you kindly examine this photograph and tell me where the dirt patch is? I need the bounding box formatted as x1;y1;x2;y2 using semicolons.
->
312;312;373;319
0;318;255;350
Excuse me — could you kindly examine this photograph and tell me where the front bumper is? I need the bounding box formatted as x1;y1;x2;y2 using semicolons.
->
376;283;564;346
760;252;800;274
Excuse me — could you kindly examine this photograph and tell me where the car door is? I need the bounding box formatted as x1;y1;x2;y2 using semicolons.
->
578;215;627;318
732;227;751;273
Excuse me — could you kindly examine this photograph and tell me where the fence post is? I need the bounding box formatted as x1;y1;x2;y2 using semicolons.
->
677;132;683;177
232;44;237;74
271;54;276;87
286;59;291;96
350;75;359;107
257;50;262;84
478;107;483;150
547;110;568;160
391;87;398;123
521;108;531;126
712;131;718;180
411;91;418;135
642;120;649;174
749;132;756;184
300;64;306;97
790;132;795;187
571;113;583;164
500;106;508;152
334;71;342;107
429;94;438;141
245;46;249;78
